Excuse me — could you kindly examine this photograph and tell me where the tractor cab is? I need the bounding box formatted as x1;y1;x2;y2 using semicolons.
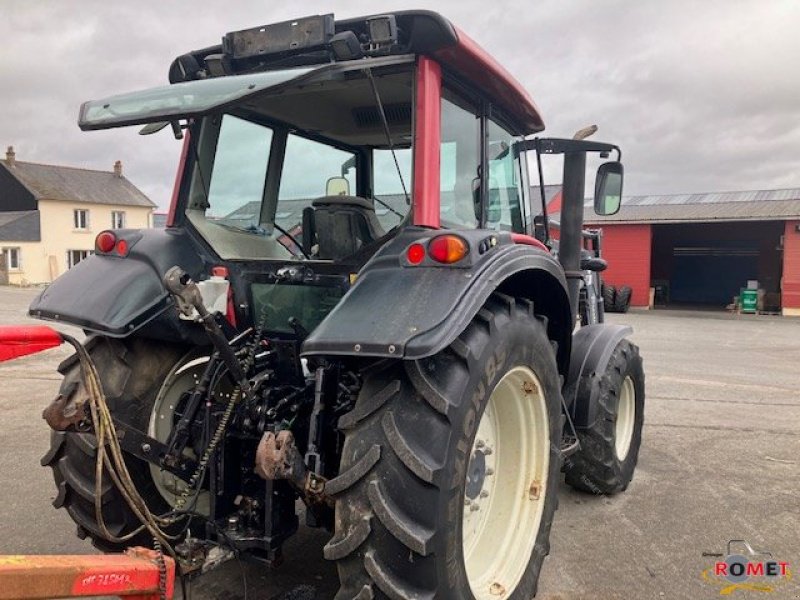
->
57;11;556;338
77;15;545;242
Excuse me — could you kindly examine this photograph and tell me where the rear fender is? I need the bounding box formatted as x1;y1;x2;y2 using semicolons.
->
28;229;211;338
566;323;633;429
301;227;572;372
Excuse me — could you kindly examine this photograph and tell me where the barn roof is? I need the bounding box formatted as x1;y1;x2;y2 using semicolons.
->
586;187;800;224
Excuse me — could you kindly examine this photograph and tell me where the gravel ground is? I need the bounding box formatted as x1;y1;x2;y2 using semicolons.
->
0;285;798;599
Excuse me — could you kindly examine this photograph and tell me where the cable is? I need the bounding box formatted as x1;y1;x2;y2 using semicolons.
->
365;67;410;205
63;311;265;597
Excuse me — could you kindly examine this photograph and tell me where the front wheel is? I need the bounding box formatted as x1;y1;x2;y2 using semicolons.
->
326;294;563;599
564;339;645;494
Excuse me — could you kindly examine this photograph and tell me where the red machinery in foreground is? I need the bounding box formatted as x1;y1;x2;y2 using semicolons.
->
0;547;174;600
0;330;175;599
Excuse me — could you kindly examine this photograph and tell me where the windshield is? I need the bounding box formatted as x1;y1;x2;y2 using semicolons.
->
79;67;319;130
184;65;414;261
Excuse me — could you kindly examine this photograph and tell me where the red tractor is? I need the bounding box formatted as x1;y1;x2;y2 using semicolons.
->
28;11;644;598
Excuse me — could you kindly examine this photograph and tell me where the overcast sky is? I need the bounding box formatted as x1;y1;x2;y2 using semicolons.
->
2;0;799;211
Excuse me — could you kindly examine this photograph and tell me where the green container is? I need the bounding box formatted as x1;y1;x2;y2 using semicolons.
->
741;289;758;314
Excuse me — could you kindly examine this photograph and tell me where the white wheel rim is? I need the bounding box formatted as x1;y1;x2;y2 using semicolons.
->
147;356;231;513
462;366;550;600
615;376;636;461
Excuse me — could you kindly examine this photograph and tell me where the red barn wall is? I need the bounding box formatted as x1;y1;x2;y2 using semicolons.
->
783;220;800;314
590;223;653;307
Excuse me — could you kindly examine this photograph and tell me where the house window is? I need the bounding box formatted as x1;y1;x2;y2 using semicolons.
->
67;249;92;269
3;247;21;271
111;211;126;229
74;209;89;230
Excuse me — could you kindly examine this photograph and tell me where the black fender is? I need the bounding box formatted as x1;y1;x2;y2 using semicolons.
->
301;227;572;372
28;228;211;340
565;323;633;429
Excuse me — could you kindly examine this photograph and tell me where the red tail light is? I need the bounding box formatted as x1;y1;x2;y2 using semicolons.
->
407;243;426;265
95;231;116;253
115;239;129;257
428;234;469;264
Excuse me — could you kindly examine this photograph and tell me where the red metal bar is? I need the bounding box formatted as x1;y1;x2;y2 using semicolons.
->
0;325;63;363
0;547;174;599
511;233;548;252
166;132;191;227
412;56;442;229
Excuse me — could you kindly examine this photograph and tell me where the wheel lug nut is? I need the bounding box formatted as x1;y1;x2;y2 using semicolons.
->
486;468;494;476
465;498;472;506
484;447;493;456
476;439;485;449
470;503;480;512
480;490;489;498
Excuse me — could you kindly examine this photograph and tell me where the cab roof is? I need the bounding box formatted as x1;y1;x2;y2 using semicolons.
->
169;10;545;135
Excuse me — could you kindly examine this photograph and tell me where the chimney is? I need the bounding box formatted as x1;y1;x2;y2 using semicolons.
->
5;146;15;167
113;160;123;178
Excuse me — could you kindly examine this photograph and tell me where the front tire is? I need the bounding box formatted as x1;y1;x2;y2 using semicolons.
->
326;294;563;599
564;339;645;494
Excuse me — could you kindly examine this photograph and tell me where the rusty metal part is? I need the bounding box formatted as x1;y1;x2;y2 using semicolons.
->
42;382;85;431
255;430;332;506
0;546;175;599
255;430;305;486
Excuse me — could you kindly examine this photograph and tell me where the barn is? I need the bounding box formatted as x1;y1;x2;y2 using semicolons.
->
580;188;800;316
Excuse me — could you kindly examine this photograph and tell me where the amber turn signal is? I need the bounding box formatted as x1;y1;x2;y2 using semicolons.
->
428;234;469;264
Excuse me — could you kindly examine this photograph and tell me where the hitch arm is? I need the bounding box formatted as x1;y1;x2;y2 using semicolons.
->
163;266;252;399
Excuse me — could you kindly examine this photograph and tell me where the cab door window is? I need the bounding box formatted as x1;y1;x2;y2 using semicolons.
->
440;91;481;229
486;117;526;233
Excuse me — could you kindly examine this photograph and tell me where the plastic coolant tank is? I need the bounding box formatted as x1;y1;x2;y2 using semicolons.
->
177;276;230;321
198;276;230;314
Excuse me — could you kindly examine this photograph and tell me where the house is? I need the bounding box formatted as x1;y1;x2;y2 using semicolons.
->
0;146;156;285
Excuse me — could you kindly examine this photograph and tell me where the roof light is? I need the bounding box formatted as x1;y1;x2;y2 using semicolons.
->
366;15;398;46
95;231;116;253
428;235;469;264
407;243;426;265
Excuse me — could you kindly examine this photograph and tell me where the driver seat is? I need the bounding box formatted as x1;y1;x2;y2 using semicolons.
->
304;196;385;260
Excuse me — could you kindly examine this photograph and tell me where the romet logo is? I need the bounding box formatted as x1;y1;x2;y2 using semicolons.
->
701;540;792;595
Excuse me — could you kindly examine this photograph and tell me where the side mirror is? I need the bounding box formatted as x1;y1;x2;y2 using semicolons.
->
326;176;350;196
594;162;623;216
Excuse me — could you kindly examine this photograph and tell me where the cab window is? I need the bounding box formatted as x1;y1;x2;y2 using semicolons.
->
487;117;526;233
440;91;481;229
277;134;357;231
204;115;273;230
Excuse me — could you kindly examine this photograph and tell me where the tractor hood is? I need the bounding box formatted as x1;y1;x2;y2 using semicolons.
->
78;65;321;131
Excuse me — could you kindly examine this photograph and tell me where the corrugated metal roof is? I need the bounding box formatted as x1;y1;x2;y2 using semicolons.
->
585;187;800;223
0;210;41;242
3;161;155;208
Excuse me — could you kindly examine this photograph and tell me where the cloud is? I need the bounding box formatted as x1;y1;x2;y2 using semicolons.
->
1;0;798;210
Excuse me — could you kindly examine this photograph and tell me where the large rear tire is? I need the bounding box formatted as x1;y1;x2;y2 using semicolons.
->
564;339;644;494
41;336;192;551
326;294;563;599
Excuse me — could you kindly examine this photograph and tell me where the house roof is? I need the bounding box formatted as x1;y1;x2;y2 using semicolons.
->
585;187;800;224
0;210;41;242
3;161;155;208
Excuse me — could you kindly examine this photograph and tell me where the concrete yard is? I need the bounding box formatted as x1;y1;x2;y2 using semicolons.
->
0;285;798;599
